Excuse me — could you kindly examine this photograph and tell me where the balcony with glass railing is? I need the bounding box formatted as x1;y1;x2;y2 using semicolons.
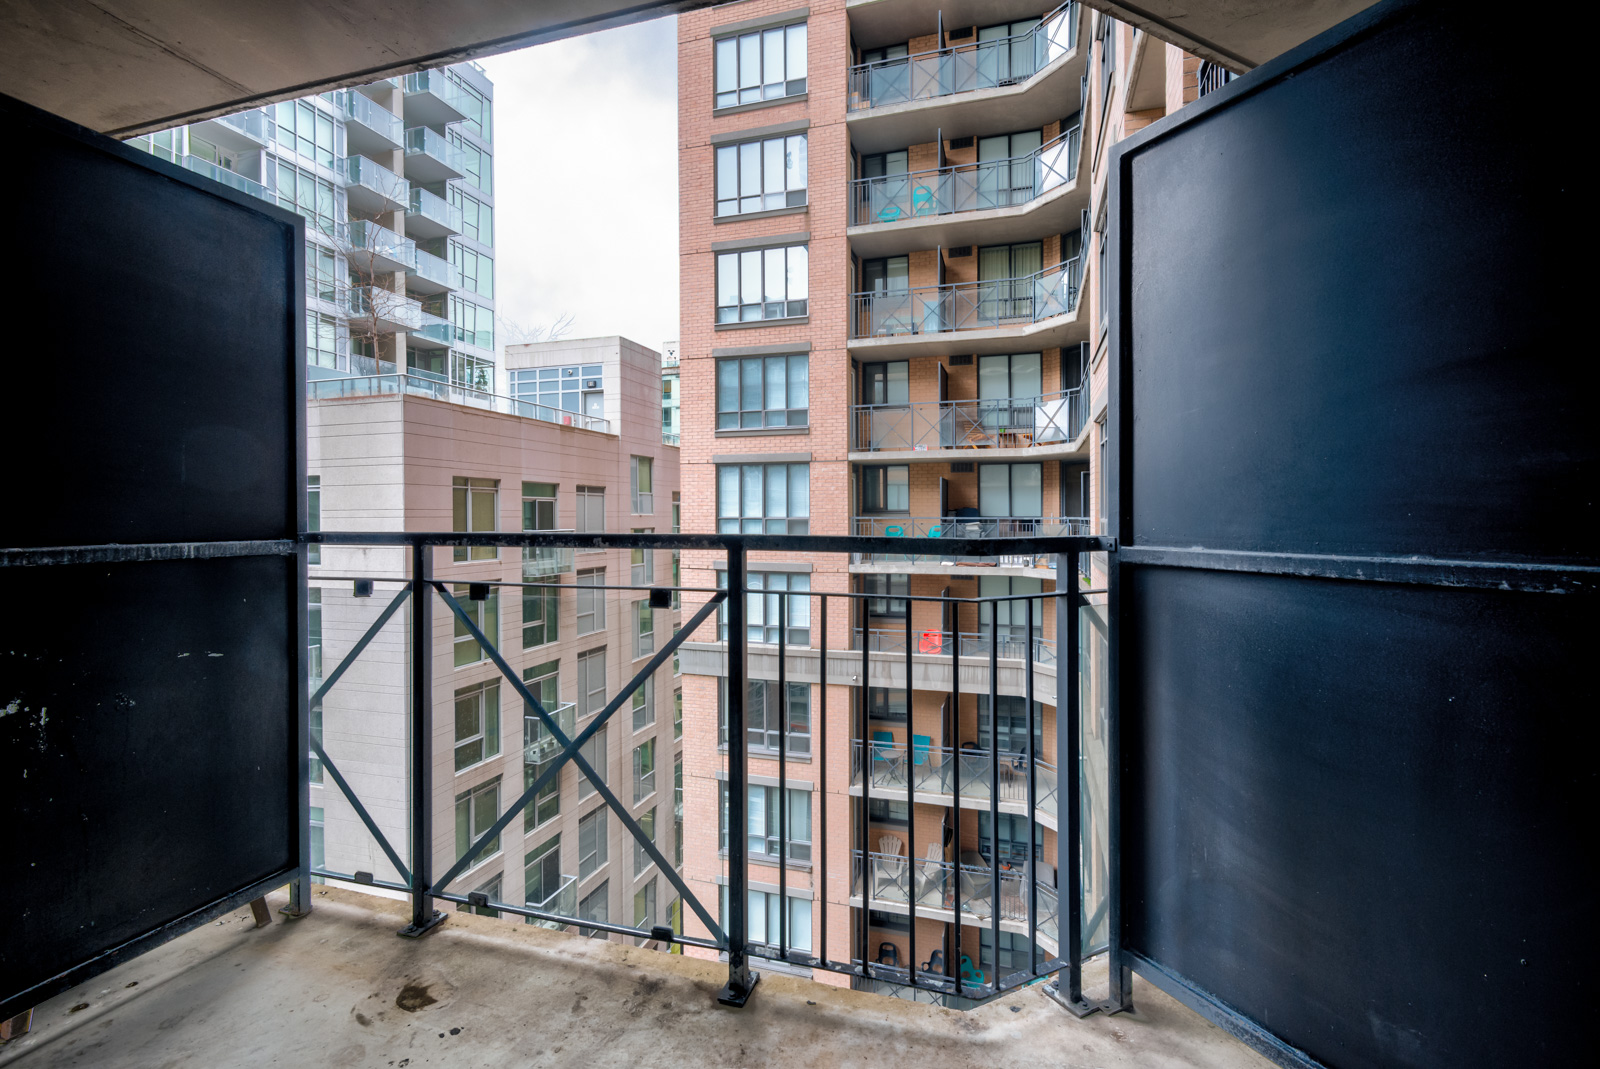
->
343;218;416;274
338;155;409;213
849;258;1083;355
193;107;273;153
402;69;470;126
178;155;267;200
405;186;463;239
345;285;425;332
306;372;613;433
403;125;466;183
331;88;403;152
525;873;579;932
847;3;1079;113
407;245;461;293
525;703;578;764
523;541;576;579
853;387;1085;457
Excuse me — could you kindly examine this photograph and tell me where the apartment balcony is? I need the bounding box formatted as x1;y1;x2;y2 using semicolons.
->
851;387;1086;460
523;541;576;579
850;849;1061;960
191;107;272;153
306;372;613;433
848;258;1084;357
402;69;469;126
850;515;1091;573
405;186;463;239
525;873;579;931
857;625;1056;666
407;245;461;294
662;431;681;446
338;154;410;214
847;126;1084;257
403;125;466;184
524;702;578;764
343;218;416;274
177;155;266;200
850;737;1061;828
331;88;403;153
846;2;1086;154
345;284;425;332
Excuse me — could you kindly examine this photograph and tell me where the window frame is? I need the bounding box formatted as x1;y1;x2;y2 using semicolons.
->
452;583;500;667
715;463;810;534
453;680;502;772
715;353;809;430
576;647;608;719
452;476;499;562
578;806;608;880
715;133;809;217
715;244;809;323
718;677;811;756
576;568;606;635
455;779;501;868
713;21;808;109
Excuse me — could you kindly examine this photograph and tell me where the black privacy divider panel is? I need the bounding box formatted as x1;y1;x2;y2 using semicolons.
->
1122;568;1590;1069
0;556;296;1001
1125;1;1593;564
2;94;294;548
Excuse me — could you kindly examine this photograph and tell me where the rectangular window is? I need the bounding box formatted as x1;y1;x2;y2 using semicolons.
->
720;784;811;863
632;674;655;732
452;477;498;561
634;600;655;659
578;880;609;938
307;243;339;305
673;689;683;740
868;686;907;723
978;810;1045;864
715;354;809;429
716;245;808;323
863;573;910;618
717;570;810;643
307;310;343;369
306;476;322;565
869;797;910;826
631;533;655;586
674;758;684;869
522;583;558;648
577;724;608;800
452;583;499;667
633;738;657;803
310;806;325;883
451;240;495;299
635;806;657;878
524;749;561;829
273;158;338;236
860;464;910;513
716;134;808;216
453;681;501;771
575;569;606;635
448;293;496;350
524;834;562;911
977;462;1044;519
578;806;608;880
576;647;607;718
716;463;809;534
714;21;807;108
718;678;810;755
455;779;501;865
450;186;495;246
631;457;654;514
634;876;657;931
448;128;493;194
720;887;813;953
576;485;606;541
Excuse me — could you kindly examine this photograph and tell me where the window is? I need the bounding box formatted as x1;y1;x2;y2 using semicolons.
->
860;256;909;296
717;245;808;323
307;243;339;305
577;648;607;718
718;678;810;755
673;689;683;740
274;99;336;168
631;535;655;585
452;583;499;667
868;687;907;723
307;310;343;370
306;476;322;565
721;784;810;862
521;658;561;753
578;807;608;879
273;160;337;237
448;293;495;351
634;877;657;932
450;186;494;245
523;482;558;531
716;463;809;534
451;240;495;298
447;128;493;194
578;725;607;800
633;738;657;803
455;779;500;865
717;570;810;643
631;457;654;514
869;797;910;826
576;569;606;635
524;835;562;911
1097;14;1117;122
308;587;323;783
716;354;809;429
634;600;655;659
522;582;558;648
716;134;807;216
978;811;1044;864
860;465;909;513
977;462;1044;519
978;241;1046;319
721;887;812;953
576;485;606;540
309;806;325;883
977;576;1046;650
976;694;1046;755
454;682;501;771
1096;206;1108;328
635;806;657;877
524;736;561;830
863;573;909;618
979;929;1038;978
978;353;1044;403
632;675;655;732
578;881;609;939
673;758;684;869
714;21;807;108
452;477;498;562
450;350;495;391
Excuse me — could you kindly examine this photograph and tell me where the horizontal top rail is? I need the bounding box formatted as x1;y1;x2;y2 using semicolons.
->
850;126;1082;226
305;530;1115;556
851;257;1082;338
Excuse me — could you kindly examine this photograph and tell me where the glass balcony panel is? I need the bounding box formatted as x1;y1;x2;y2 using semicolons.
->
409;246;462;292
338;155;410;212
403;125;467;183
406;186;464;239
524;703;578;764
523;544;575;579
304;373;611;434
332;89;403;149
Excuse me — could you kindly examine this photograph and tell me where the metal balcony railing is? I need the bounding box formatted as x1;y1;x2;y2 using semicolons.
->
851;257;1082;339
306;372;613;433
847;2;1078;112
1197;60;1237;99
854;387;1085;452
524;703;578;763
302;528;1109;1011
850;515;1093;567
851;126;1081;226
856;627;1057;666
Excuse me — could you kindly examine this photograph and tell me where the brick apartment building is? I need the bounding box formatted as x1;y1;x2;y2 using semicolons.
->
674;0;1224;1001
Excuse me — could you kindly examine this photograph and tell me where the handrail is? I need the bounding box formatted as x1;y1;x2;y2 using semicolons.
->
847;2;1078;111
850;126;1081;226
306;372;613;433
851;257;1082;338
853;385;1086;451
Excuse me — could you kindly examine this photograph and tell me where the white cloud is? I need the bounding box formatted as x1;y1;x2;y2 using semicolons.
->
479;16;679;355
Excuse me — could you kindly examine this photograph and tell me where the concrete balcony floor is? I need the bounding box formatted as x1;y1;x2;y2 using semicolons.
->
0;886;1270;1069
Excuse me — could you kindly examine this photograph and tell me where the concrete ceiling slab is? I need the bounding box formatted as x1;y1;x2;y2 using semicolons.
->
1080;1;1382;71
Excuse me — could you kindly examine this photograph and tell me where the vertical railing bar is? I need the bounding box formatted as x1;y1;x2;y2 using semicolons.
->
1026;595;1037;976
1065;554;1084;1001
904;599;916;989
950;590;963;999
398;539;442;937
819;592;828;967
858;594;871;980
720;541;756;1004
778;593;788;960
989;615;1001;998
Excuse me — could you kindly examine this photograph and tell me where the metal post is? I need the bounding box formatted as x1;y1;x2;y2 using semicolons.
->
949;592;962;998
857;596;870;982
718;542;759;1006
904;600;916;989
988;622;1001;996
399;540;443;937
778;593;788;959
1025;596;1037;976
818;593;828;964
1048;551;1097;1014
282;538;313;919
1105;544;1132;1012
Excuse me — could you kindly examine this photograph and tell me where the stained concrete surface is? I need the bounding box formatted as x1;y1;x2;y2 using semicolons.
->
0;887;1272;1069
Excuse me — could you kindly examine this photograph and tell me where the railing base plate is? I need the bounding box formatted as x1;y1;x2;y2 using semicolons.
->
1045;980;1102;1018
397;910;446;939
716;971;761;1008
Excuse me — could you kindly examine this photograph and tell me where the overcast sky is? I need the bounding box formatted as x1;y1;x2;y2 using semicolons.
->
478;17;680;356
